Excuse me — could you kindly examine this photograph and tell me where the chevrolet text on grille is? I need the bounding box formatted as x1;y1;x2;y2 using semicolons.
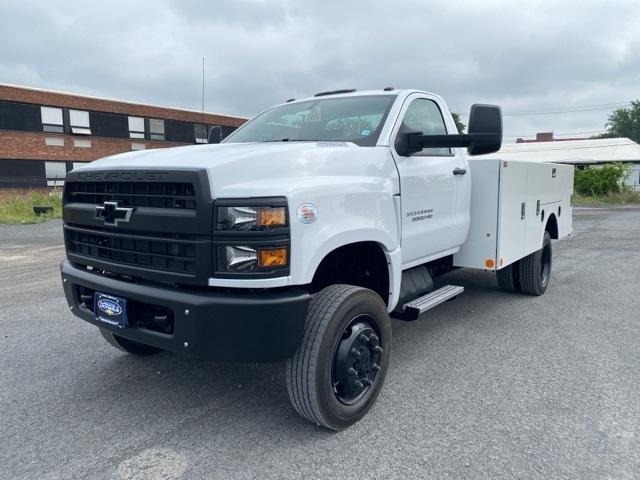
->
77;171;170;181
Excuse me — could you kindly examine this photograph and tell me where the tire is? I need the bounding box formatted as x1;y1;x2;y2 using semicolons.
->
285;284;392;430
518;231;552;296
99;328;162;356
496;261;521;292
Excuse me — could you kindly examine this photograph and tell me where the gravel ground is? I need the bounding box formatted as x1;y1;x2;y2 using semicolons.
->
0;207;638;480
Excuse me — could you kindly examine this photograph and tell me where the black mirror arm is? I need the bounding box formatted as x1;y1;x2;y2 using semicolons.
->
407;132;499;149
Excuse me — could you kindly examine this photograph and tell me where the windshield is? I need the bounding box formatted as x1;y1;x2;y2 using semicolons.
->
223;95;397;146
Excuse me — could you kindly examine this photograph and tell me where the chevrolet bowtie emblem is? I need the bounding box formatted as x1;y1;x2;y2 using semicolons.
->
96;201;134;226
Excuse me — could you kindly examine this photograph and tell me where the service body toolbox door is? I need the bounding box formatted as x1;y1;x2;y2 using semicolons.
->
523;162;574;254
453;159;573;271
496;160;529;268
452;159;527;270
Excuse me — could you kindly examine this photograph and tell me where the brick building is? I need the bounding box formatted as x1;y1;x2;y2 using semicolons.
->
516;132;586;143
0;84;247;188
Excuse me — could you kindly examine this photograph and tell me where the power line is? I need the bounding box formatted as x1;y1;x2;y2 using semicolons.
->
503;130;606;138
498;141;638;153
505;106;627;116
459;101;630;117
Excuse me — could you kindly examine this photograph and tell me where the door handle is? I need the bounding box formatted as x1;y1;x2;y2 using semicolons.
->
453;167;467;175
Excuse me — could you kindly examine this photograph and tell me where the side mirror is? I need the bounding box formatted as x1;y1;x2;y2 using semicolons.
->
394;104;502;156
466;104;502;155
208;126;222;144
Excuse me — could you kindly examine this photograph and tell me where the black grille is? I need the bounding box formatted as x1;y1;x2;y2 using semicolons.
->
65;181;196;209
65;226;197;275
63;169;213;285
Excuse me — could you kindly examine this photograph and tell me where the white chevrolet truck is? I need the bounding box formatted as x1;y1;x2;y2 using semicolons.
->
61;88;573;430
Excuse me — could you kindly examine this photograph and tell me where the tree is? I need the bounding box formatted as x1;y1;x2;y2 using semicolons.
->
592;100;640;142
451;112;466;134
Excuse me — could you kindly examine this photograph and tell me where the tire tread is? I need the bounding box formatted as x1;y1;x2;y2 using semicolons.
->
518;232;551;296
496;263;519;292
285;284;364;427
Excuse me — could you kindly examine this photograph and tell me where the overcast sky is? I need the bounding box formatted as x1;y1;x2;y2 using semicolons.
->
1;0;638;141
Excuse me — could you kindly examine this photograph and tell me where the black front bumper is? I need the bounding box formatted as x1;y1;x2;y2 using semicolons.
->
61;260;310;362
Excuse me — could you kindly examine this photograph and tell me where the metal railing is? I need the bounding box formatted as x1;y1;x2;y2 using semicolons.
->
0;176;65;189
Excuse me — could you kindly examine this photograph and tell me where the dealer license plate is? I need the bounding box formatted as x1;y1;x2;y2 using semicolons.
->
94;292;127;328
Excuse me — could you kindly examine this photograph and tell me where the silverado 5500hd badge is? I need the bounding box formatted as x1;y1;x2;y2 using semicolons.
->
407;208;433;222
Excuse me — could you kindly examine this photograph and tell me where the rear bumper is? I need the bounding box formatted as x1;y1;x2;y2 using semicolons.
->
60;259;311;362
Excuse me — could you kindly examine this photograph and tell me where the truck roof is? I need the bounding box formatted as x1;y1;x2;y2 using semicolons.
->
280;88;440;106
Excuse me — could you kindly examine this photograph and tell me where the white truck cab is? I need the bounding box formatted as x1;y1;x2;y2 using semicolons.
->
61;88;573;430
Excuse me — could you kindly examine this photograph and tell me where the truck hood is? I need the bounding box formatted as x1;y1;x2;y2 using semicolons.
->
73;142;397;197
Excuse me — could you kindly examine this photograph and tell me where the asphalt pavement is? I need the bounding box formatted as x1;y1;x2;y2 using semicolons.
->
0;206;638;480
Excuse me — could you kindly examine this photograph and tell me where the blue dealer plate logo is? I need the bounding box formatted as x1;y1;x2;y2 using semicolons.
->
97;298;123;316
296;203;318;224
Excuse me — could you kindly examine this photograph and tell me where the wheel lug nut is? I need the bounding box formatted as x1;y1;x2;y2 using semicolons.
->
371;363;381;372
354;380;364;389
370;334;379;346
373;346;383;353
359;333;369;343
348;367;358;376
351;348;361;359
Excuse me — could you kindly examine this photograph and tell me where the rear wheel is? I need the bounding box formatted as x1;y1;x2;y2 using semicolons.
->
99;328;162;356
518;231;552;296
496;261;521;292
285;284;391;430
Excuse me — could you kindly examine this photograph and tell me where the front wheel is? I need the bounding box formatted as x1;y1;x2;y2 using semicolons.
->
285;284;391;430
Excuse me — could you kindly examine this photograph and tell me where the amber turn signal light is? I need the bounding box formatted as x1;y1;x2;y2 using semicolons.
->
257;207;286;227
258;248;287;267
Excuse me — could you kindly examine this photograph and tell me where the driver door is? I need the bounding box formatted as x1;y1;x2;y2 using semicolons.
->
391;95;470;267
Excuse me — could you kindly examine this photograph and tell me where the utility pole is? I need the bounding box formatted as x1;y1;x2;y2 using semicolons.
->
201;56;205;126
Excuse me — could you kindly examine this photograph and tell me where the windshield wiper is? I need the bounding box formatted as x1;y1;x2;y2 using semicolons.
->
261;138;319;142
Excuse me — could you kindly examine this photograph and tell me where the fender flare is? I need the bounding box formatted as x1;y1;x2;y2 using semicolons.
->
301;229;402;311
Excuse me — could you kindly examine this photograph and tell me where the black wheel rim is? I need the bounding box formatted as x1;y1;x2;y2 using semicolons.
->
331;314;383;405
540;242;552;286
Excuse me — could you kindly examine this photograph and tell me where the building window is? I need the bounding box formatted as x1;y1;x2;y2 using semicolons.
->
131;143;146;151
44;137;64;147
41;106;64;133
45;161;67;186
74;139;91;148
149;119;165;140
69;109;91;135
194;124;208;143
128;116;145;138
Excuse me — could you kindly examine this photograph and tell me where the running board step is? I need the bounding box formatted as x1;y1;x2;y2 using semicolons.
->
393;285;464;321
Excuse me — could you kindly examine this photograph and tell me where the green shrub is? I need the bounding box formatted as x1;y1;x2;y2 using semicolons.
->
573;163;629;197
573;191;640;205
0;190;62;224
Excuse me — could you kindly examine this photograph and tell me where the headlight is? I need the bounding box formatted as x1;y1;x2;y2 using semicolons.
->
216;206;287;231
217;245;288;273
214;198;289;276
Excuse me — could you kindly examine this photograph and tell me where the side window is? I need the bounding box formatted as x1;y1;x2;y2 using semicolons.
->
400;99;450;156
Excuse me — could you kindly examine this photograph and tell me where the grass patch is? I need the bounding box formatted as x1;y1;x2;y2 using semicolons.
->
0;191;63;224
574;191;640;206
